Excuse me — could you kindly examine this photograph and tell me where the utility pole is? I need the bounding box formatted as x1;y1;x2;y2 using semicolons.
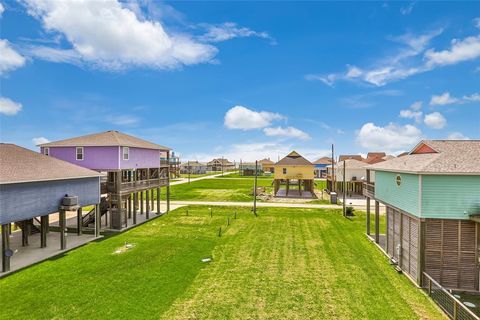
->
331;144;335;192
253;160;258;216
343;160;346;217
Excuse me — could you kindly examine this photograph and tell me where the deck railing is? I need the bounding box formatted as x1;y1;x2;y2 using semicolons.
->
422;272;479;320
362;182;375;198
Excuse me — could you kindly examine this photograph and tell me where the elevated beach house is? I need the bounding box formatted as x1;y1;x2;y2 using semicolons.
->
313;156;332;178
273;151;315;198
180;161;208;175
207;158;235;172
239;161;263;176
259;158;275;173
365;140;480;292
39;130;171;230
0;144;101;273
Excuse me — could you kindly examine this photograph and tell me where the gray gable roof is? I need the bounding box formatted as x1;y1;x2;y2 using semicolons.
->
39;130;170;151
368;140;480;174
0;144;102;184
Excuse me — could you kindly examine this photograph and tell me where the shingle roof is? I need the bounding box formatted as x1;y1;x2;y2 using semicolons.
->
367;152;386;159
368;140;480;174
181;161;206;167
0;144;102;184
313;156;333;165
339;155;364;162
207;158;234;165
259;158;275;165
276;151;313;166
39;130;170;150
336;159;368;169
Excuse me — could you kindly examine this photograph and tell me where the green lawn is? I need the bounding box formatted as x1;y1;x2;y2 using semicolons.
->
0;206;442;319
179;172;220;179
216;173;273;179
160;178;273;202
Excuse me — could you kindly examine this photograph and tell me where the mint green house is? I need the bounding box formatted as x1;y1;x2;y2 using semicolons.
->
364;140;480;292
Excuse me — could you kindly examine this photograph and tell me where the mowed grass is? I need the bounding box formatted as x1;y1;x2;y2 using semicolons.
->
160;178;273;202
0;207;442;319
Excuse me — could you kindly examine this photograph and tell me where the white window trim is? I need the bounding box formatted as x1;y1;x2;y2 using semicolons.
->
123;147;129;160
76;147;84;161
43;147;49;156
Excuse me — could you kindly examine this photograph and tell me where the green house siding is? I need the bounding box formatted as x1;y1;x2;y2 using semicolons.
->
374;171;419;216
421;175;480;220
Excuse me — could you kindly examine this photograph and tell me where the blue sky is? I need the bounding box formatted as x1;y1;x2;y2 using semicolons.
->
1;1;479;162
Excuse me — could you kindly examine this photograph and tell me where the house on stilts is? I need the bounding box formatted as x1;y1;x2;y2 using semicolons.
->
0;144;102;274
364;140;480;292
39;130;171;230
273;151;316;198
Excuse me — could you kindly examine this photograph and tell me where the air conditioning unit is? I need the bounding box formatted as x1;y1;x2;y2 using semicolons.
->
62;195;78;206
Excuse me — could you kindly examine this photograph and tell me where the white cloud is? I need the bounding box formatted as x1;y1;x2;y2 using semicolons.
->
0;3;4;17
32;137;50;145
356;122;422;151
447;132;470;140
424;112;447;129
400;2;416;15
106;114;140;126
429;92;458;106
199;22;273;43
409;101;423;111
184;141;329;163
224;106;284;130
0;97;22;115
21;0;217;70
430;91;480;106
475;17;480;29
0;39;26;75
399;109;423;123
263;126;310;140
463;93;480;102
425;36;480;67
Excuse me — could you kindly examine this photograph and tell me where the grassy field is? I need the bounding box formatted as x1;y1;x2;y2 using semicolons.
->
0;206;442;319
160;178;273;202
216;173;273;179
179;172;220;179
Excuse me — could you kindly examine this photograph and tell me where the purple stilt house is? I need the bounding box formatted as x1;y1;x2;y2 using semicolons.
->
39;130;171;230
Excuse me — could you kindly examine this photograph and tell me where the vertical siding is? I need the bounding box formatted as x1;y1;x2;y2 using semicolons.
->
421;175;480;220
374;171;420;216
0;177;100;224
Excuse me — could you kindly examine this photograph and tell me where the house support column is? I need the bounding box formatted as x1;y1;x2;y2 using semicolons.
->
128;195;132;219
146;188;150;219
366;197;371;235
40;215;48;248
1;224;11;272
77;208;83;236
21;220;29;247
95;204;100;237
140;191;144;215
156;187;160;214
375;201;380;244
59;210;67;250
133;193;138;224
151;189;154;213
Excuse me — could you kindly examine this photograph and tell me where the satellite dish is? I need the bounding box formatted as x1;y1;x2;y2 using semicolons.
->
4;249;14;257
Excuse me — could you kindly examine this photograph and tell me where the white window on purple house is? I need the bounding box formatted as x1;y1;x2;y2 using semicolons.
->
76;147;84;161
123;147;129;160
43;147;49;156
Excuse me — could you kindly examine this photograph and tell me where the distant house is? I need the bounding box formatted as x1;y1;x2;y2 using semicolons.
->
364;152;387;164
0;144;102;273
338;154;364;162
259;158;275;173
39;130;171;230
207;158;235;172
180;161;208;175
365;140;480;292
273;151;315;198
239;162;263;176
328;159;371;195
313;156;332;178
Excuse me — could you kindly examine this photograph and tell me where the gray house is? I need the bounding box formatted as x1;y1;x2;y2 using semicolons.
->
0;144;102;272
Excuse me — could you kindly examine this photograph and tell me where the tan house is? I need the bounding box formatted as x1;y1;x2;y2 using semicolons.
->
207;158;235;172
259;158;275;173
273;151;315;198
